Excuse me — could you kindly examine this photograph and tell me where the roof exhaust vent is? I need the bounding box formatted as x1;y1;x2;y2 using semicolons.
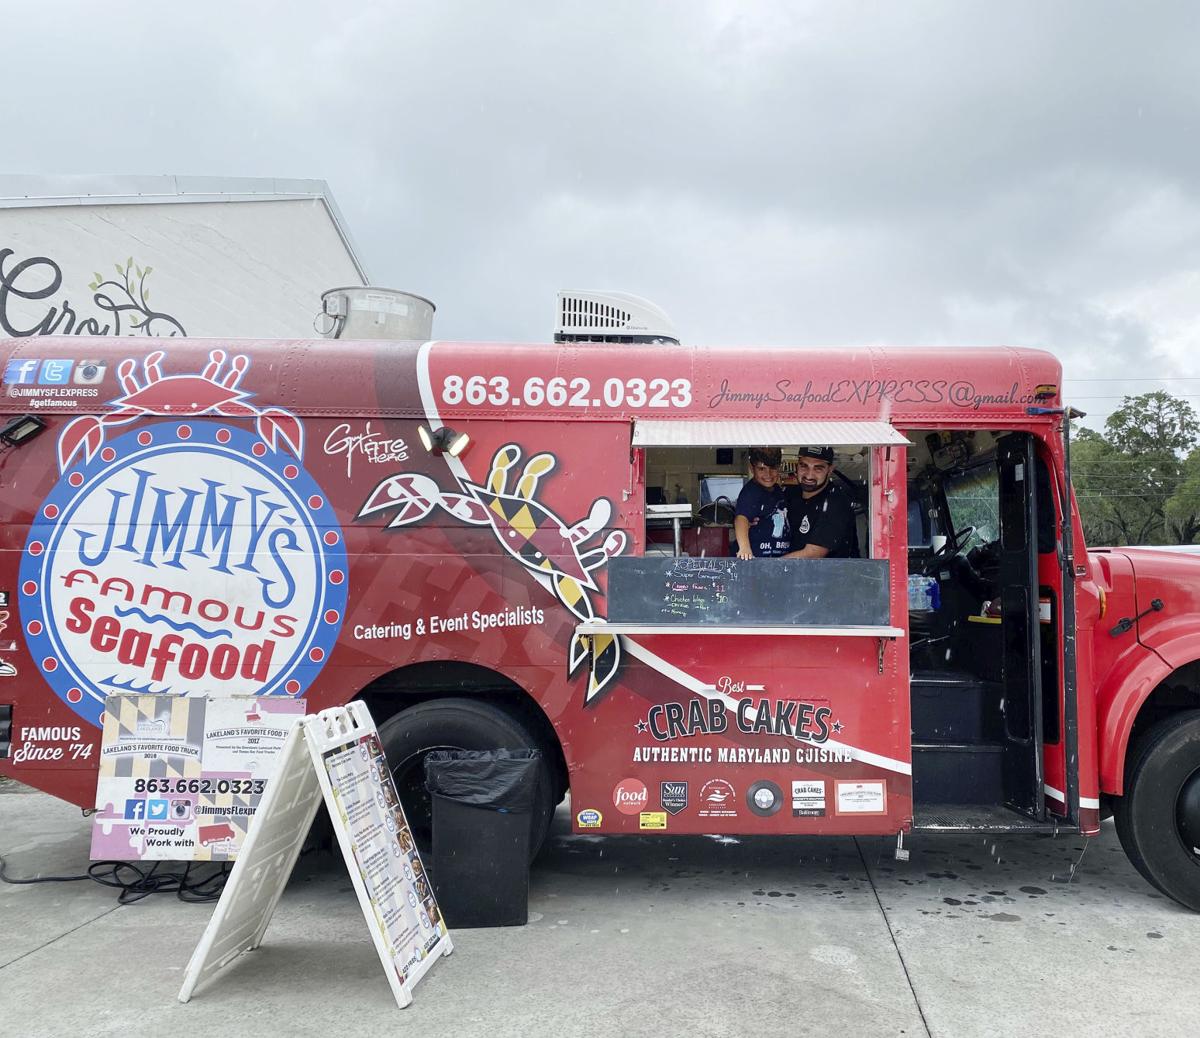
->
554;291;678;345
317;287;435;340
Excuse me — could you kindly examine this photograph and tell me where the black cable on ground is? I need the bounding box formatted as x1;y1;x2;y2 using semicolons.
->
1;852;230;903
0;853;91;884
87;860;231;904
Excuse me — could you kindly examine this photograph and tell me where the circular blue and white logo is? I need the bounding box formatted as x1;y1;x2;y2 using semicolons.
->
19;422;347;725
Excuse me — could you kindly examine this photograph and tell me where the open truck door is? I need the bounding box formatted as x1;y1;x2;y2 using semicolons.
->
997;432;1046;819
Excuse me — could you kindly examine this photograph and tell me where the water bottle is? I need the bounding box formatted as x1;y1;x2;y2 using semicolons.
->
907;574;939;612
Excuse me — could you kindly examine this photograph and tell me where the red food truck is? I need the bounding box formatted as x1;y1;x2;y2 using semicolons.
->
3;337;1200;909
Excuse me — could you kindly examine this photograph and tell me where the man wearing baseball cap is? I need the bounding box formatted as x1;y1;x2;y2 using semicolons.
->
783;446;859;559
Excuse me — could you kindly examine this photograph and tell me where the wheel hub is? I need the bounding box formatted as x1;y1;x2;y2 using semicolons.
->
1175;769;1200;854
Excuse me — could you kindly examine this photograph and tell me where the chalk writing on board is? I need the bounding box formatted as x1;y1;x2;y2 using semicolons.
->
608;557;891;627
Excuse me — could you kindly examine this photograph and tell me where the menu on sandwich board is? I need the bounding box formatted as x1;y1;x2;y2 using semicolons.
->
179;702;452;1008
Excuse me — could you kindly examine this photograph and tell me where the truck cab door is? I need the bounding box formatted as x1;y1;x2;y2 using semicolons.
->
997;433;1045;819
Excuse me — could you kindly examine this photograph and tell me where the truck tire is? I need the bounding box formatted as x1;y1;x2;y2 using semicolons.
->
1114;710;1200;910
375;698;557;863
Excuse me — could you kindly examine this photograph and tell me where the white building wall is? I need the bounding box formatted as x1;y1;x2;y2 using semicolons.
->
0;196;365;339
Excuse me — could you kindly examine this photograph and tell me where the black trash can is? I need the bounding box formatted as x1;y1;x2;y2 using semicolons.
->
423;748;542;928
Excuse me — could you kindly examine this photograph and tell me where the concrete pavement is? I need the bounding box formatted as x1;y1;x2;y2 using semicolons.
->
1;782;1193;1037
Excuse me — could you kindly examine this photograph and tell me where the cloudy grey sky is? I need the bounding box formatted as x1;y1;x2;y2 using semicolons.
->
5;1;1199;424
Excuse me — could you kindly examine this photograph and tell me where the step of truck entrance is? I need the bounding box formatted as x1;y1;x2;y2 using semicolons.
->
912;742;1004;805
910;671;1003;744
912;803;1062;832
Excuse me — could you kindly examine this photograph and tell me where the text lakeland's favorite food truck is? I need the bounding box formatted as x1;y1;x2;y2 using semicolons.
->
5;336;1200;910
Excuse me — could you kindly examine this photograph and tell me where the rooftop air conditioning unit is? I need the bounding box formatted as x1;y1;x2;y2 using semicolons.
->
554;291;679;345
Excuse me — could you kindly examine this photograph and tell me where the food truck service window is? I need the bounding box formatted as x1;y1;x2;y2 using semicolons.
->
596;420;909;635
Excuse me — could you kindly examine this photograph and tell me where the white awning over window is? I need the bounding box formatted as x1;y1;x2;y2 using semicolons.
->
631;419;910;448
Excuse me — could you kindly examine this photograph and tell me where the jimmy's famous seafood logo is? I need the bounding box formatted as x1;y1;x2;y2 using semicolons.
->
19;351;347;725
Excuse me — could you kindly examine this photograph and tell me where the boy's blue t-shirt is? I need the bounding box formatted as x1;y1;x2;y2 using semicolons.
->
733;481;791;557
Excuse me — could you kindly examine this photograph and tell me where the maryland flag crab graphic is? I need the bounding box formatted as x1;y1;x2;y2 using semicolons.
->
56;350;303;472
359;444;627;702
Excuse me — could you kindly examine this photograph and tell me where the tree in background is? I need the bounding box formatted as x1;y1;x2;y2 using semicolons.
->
1073;391;1200;546
1105;391;1200;455
1166;451;1200;545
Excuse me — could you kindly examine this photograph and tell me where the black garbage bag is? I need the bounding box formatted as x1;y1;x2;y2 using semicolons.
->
424;749;542;812
423;749;542;928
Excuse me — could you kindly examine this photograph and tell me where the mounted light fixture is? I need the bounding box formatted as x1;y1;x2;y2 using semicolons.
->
0;414;47;448
416;423;470;458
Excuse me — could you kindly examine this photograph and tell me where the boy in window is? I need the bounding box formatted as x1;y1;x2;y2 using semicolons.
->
733;447;791;559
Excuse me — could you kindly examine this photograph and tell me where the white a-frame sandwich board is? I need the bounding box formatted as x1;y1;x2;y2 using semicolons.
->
179;702;453;1008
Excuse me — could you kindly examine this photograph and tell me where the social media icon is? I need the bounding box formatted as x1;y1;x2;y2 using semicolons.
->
146;799;170;821
124;799;147;820
38;359;73;385
3;359;41;385
73;360;107;385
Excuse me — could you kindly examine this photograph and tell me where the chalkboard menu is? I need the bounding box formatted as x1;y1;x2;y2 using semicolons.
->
607;557;891;627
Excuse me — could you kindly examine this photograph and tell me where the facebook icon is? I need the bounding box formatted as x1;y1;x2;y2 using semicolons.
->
3;359;40;385
124;799;147;820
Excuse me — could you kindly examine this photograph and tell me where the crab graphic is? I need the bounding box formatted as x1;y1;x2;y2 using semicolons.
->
56;349;303;472
359;443;627;701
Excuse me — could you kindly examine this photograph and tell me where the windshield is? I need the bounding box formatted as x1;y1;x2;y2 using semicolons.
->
943;464;999;548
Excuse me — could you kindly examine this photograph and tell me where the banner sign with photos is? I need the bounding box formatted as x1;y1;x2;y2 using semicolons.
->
91;694;305;861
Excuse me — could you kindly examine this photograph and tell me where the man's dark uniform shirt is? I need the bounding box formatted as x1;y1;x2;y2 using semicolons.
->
785;482;859;558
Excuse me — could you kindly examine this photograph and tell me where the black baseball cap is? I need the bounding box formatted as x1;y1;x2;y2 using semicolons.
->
796;446;835;464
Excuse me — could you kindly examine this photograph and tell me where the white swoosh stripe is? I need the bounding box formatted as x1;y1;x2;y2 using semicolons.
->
1045;785;1099;810
623;637;912;777
417;340;556;597
417;341;461;480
